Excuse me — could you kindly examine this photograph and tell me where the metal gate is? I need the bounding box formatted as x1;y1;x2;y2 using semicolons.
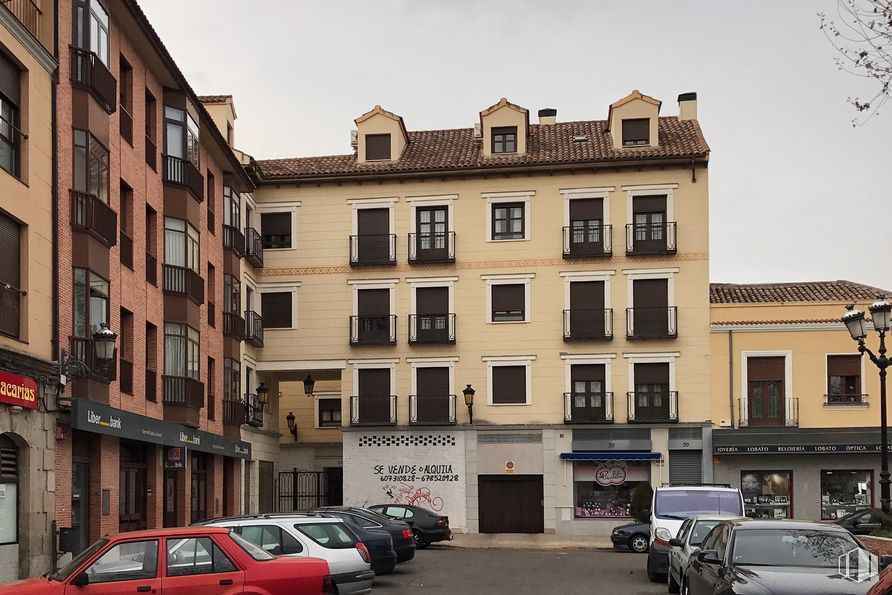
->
278;468;330;512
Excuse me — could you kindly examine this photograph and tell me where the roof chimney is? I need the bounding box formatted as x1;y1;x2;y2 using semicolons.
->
678;92;697;121
538;108;557;125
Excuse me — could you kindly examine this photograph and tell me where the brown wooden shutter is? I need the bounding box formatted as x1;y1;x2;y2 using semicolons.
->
747;357;785;381
632;195;666;213
365;134;391;160
570;281;604;310
260;292;291;328
261;212;290;238
0;52;20;106
569;198;603;221
359;368;390;396
828;355;860;376
492;366;526;404
571;364;605;383
357;288;389;316
635;362;669;384
0;213;20;287
622;118;649;145
417;367;449;396
492;284;525;315
633;279;668;308
417;287;448;315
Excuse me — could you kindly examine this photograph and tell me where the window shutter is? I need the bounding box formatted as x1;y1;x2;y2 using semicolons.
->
635;362;669;384
669;451;702;484
260;292;292;329
632;195;666;214
492;366;526;404
621;118;649;145
0;213;20;286
747;357;785;381
492;284;525;314
569;198;603;221
365;134;391;160
261;212;291;247
828;355;860;377
0;52;20;107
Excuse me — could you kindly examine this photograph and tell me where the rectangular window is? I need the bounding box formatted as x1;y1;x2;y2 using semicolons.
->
492;126;517;154
224;186;240;228
741;471;793;519
223;274;240;315
633;362;670;421
491;283;525;322
206;171;216;234
164;218;200;273
260;291;292;329
622;118;649;146
223;358;240;402
73;129;110;203
164;322;200;380
0;435;18;544
573;461;650;518
73;268;109;338
0;52;21;178
318;398;342;428
260;212;291;249
491;365;526;404
207;357;216;420
164;106;199;168
0;212;21;338
145;90;156;140
491;202;524;240
73;0;110;65
827;355;862;404
365;134;391;160
821;470;872;520
165;536;235;576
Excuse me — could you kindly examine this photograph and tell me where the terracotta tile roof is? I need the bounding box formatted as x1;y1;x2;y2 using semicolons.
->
709;281;892;304
257;116;709;180
711;319;840;326
197;95;232;104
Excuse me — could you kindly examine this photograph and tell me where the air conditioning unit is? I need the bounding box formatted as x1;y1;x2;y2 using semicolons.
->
350;129;358;149
473;123;482;139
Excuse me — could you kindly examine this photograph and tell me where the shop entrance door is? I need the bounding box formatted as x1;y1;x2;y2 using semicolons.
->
71;462;90;554
191;453;208;523
258;460;274;513
163;470;178;527
478;475;544;533
326;467;343;506
119;442;148;533
747;357;786;427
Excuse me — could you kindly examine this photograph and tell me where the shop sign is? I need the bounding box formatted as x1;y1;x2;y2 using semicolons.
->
595;464;627;486
164;447;186;470
715;444;892;455
505;461;515;474
0;370;38;409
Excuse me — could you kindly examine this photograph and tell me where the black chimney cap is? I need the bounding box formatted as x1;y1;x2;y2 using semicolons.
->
677;92;697;102
538;108;557;118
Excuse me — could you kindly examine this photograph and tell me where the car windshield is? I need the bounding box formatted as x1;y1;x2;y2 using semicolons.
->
655;491;742;518
732;529;859;568
229;531;275;561
50;539;108;581
690;520;723;546
295;523;357;549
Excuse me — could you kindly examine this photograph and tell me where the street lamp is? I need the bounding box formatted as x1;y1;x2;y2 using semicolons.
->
303;375;315;396
463;384;475;425
59;322;119;386
843;299;892;513
286;411;297;441
256;382;270;406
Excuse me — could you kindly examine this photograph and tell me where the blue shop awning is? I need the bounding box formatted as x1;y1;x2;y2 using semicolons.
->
560;451;662;461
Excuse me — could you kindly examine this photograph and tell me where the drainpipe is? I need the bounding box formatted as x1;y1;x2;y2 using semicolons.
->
51;0;59;364
728;330;735;428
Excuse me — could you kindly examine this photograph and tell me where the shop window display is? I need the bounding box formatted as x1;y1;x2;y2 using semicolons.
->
574;461;650;518
741;471;792;519
821;470;872;520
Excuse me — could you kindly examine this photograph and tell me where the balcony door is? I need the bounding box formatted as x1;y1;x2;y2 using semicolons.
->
634;362;669;421
747;357;785;427
357;208;390;263
415;367;450;424
632;195;666;252
357;288;390;343
633;279;668;337
416;206;448;260
569;281;605;339
416;286;449;342
570;364;606;422
569;198;603;254
358;368;392;424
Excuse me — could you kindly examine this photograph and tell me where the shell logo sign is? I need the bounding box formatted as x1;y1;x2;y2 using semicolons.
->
0;370;38;409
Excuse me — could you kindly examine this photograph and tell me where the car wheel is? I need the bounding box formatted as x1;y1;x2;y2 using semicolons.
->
629;534;649;553
413;530;429;549
667;571;680;594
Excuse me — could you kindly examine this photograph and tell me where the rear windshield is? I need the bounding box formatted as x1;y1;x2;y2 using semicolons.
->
229;531;275;561
295;523;357;549
655;490;742;519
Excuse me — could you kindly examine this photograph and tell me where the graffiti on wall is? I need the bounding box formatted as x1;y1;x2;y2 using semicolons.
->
382;483;444;511
372;463;458;512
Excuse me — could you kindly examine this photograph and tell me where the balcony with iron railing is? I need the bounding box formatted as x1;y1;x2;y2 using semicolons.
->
627;390;679;423
245;310;263;348
349;395;397;426
162;375;204;427
245;227;263;268
163;154;204;202
625;221;677;255
824;393;869;406
409;394;456;425
349;234;397;266
626;307;678;339
223;311;246;342
564;392;614;424
223;225;245;258
738;397;799;427
349;315;397;345
70;190;117;247
408;232;456;264
70;46;116;114
562;224;612;258
222;399;246;427
245;393;264;428
563;308;613;341
162;264;204;305
3;0;41;39
0;283;23;339
408;313;456;344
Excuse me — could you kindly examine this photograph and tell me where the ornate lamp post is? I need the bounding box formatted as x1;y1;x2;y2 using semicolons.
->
303;375;315;396
842;298;892;513
463;384;475;425
286;411;297;441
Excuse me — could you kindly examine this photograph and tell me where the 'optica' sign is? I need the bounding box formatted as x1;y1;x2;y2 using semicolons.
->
0;370;38;409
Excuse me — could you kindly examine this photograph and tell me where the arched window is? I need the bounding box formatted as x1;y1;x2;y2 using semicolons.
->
0;435;18;544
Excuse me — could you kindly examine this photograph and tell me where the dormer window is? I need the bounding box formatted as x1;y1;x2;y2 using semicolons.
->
365;134;391;161
622;118;649;146
492;127;517;154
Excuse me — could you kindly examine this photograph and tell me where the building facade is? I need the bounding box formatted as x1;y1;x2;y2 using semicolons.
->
52;0;252;558
0;0;57;582
710;281;887;521
249;91;712;535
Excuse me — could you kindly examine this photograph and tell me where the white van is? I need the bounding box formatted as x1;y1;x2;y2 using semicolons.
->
645;484;744;583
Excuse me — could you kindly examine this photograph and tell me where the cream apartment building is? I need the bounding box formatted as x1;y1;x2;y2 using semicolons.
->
250;90;711;535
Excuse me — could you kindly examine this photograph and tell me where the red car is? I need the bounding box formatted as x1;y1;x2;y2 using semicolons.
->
0;526;332;594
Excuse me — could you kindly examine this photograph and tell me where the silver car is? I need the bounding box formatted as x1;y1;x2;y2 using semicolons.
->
201;514;375;595
667;514;741;594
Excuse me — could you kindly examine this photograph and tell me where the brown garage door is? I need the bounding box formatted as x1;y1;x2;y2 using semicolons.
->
478;475;544;533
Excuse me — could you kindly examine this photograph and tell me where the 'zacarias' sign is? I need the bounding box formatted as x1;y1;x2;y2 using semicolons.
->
0;370;38;409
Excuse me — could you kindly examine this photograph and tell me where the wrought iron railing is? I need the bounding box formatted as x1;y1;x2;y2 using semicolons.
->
626;306;678;339
564;392;614;423
408;313;456;344
562;224;612;258
223;224;245;257
625;221;677;255
3;0;41;39
824;393;869;406
627;391;679;423
162;375;204;408
408;231;456;263
409;394;456;425
70;46;116;113
349;315;397;345
163;154;204;202
162;264;204;304
245;310;263;347
738;397;799;427
349;395;397;426
223;311;246;342
349;234;397;265
70;189;117;246
563;308;613;340
222;399;246;426
245;393;264;427
245;227;263;268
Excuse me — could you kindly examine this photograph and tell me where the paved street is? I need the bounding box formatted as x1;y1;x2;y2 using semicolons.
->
371;546;665;595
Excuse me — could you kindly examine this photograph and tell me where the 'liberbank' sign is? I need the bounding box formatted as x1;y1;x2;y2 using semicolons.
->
71;399;251;459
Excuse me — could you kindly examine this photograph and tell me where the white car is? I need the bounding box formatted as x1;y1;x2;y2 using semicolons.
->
199;514;375;595
667;514;741;593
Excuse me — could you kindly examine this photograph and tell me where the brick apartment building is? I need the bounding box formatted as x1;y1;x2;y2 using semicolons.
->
52;0;252;556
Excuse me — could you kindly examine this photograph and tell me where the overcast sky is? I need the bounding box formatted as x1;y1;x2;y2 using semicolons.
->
141;0;891;293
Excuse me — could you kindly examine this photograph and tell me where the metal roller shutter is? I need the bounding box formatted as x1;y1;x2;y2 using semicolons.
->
669;450;702;485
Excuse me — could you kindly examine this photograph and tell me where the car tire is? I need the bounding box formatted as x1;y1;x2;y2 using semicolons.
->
629;534;649;553
646;554;666;583
413;529;429;549
667;572;680;594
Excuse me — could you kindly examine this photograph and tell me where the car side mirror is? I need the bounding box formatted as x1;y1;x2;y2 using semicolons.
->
636;509;651;523
880;555;892;571
70;572;90;587
697;549;722;565
668;538;683;547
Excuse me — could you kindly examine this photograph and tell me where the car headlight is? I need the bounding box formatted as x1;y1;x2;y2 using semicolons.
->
654;527;672;542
